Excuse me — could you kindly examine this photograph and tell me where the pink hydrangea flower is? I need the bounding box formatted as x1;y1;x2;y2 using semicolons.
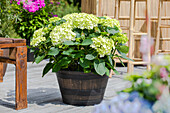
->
15;0;45;13
160;67;169;80
17;1;21;5
139;35;154;62
53;15;58;17
156;85;166;99
57;2;60;5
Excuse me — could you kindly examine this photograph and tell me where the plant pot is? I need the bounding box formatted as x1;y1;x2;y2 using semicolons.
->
56;71;108;106
26;40;34;62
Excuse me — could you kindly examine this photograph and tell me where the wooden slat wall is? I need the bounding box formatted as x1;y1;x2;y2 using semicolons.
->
81;0;170;57
81;0;97;15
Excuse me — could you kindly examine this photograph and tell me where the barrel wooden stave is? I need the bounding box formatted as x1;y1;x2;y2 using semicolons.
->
56;71;108;106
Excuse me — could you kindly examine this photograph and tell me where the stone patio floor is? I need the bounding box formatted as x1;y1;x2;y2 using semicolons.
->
0;61;147;113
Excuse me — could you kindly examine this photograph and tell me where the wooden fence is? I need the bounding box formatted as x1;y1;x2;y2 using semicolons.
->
81;0;170;58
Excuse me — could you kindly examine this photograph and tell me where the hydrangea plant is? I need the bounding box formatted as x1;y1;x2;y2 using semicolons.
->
123;55;170;102
30;13;130;77
92;55;170;113
92;92;153;113
11;0;49;40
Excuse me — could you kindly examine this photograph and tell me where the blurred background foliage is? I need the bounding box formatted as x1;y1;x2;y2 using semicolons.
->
0;0;19;38
51;0;81;17
0;0;81;38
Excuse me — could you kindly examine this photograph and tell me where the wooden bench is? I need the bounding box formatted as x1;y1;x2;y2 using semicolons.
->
0;38;27;110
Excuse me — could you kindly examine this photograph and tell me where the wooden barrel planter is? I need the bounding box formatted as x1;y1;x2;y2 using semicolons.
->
56;71;108;106
26;40;34;62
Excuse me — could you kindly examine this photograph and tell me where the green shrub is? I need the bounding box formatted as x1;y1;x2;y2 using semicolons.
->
12;0;80;40
49;0;81;18
0;0;80;39
0;0;18;38
11;0;50;40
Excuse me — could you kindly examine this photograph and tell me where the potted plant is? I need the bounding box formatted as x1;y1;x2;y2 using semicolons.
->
30;13;130;105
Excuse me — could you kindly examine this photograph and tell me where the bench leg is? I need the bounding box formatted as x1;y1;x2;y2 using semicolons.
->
0;49;3;82
0;63;3;82
15;46;27;110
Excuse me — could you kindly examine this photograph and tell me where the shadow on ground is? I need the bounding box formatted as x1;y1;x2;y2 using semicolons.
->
1;88;64;109
0;99;15;109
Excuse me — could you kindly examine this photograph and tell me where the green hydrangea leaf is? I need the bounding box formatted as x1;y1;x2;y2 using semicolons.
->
74;42;81;45
60;57;72;66
94;59;106;76
119;52;133;61
105;67;110;77
95;27;101;33
89;33;99;38
52;63;61;72
80;58;91;68
166;66;170;72
117;45;129;54
75;32;81;38
71;53;82;58
35;54;45;64
106;27;119;35
48;47;59;55
30;49;35;53
63;41;75;45
98;17;106;19
123;87;133;93
52;57;71;72
113;69;120;75
62;48;74;55
117;56;125;67
85;54;96;60
60;19;66;23
81;39;93;45
43;63;53;77
83;68;91;73
108;55;113;66
101;32;108;35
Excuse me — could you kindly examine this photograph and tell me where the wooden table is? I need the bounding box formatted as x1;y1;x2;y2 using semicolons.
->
0;38;27;110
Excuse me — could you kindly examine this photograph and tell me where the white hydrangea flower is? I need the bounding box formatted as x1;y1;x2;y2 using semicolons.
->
50;26;76;45
90;36;115;57
111;33;128;44
49;17;61;23
60;22;73;30
144;79;152;85
118;92;129;101
136;78;143;85
63;13;79;24
63;13;99;30
47;17;61;31
99;16;122;32
152;55;170;66
30;28;46;46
